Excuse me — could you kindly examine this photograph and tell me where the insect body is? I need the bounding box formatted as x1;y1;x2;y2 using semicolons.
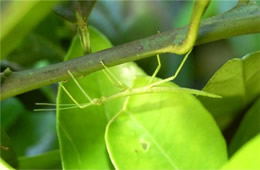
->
35;50;220;112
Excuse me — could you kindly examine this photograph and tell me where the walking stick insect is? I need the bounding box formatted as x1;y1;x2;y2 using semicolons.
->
35;0;213;111
35;50;220;112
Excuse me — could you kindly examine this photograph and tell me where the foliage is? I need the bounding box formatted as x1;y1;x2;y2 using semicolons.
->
0;0;59;59
0;0;259;169
198;51;260;130
222;134;260;169
57;27;144;169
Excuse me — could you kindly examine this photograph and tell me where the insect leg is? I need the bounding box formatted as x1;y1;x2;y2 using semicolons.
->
146;49;192;88
59;82;90;109
67;70;94;104
100;61;127;89
148;54;161;84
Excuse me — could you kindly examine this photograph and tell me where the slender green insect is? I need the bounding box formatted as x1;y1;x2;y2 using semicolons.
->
35;0;212;111
35;50;221;112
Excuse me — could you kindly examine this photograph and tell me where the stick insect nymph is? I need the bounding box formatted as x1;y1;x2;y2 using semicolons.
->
35;50;221;111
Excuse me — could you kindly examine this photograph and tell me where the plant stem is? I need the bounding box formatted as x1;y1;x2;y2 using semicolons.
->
76;11;91;54
1;3;260;101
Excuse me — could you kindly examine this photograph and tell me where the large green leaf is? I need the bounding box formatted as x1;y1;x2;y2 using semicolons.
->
198;51;260;129
0;0;59;59
105;77;228;169
222;134;260;169
0;128;17;168
57;27;145;169
18;150;61;169
229;97;260;156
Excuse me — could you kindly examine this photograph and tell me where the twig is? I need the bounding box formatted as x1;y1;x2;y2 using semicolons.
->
1;2;259;100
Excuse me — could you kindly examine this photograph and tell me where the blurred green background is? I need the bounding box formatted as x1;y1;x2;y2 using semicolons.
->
0;0;259;159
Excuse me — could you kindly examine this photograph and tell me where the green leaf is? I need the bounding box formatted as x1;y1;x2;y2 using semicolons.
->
1;97;24;130
0;128;18;168
0;158;14;170
7;111;58;157
229;97;260;156
105;77;228;169
0;0;59;59
57;27;145;169
198;51;260;129
18;150;61;169
222;134;260;169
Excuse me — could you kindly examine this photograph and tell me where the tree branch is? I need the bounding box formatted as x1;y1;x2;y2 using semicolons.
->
1;3;260;101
